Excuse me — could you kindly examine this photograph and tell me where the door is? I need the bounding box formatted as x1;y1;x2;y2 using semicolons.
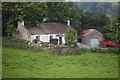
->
91;39;99;47
59;37;62;44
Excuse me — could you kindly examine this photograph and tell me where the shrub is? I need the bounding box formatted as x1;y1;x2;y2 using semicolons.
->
89;48;108;53
64;29;77;45
107;48;119;54
2;37;43;52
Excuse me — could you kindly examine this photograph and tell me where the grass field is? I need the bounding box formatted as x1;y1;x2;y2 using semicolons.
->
2;47;118;78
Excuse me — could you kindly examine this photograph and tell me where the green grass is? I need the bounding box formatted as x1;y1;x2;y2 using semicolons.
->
2;47;118;78
0;37;2;78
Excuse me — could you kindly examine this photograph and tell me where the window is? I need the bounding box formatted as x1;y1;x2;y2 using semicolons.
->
36;36;40;40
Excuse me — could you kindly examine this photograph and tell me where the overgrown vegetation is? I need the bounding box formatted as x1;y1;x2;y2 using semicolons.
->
64;29;77;46
78;48;119;54
2;37;75;54
3;37;119;55
102;16;120;44
2;2;110;36
2;37;42;52
2;47;118;78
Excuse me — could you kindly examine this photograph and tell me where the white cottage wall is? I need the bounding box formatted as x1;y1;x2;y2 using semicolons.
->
40;35;50;42
30;34;66;44
31;34;50;42
62;35;65;44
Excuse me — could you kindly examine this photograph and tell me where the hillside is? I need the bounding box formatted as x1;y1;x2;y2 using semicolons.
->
75;2;118;18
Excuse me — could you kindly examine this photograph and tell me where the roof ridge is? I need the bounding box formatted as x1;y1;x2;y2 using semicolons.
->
41;22;64;24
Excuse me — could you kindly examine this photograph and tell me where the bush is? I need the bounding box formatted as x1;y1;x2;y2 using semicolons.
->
64;29;77;45
107;48;119;54
2;37;43;52
77;48;89;54
89;48;108;53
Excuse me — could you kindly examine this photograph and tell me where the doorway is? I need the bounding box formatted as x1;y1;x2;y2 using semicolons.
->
91;39;99;47
59;37;62;44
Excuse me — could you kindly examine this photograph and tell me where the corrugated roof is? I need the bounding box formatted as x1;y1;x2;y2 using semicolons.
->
27;23;72;35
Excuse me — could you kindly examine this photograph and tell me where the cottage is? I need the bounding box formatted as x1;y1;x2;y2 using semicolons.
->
80;29;103;47
13;21;72;44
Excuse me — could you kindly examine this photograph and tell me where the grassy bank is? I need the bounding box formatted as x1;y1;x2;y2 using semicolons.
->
2;47;118;78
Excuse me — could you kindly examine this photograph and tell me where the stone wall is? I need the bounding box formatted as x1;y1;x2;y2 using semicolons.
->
52;47;79;55
13;21;31;41
81;30;103;47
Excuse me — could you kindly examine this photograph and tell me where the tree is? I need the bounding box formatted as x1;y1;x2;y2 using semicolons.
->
46;2;73;23
77;11;110;34
69;5;83;35
2;2;112;38
64;29;77;45
2;2;74;36
2;2;48;36
102;16;120;44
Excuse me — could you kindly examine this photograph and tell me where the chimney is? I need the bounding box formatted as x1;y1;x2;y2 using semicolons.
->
18;21;24;28
67;20;70;26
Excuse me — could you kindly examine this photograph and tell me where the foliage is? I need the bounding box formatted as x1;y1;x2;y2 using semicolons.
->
2;2;74;36
2;2;111;36
80;12;110;33
2;37;70;52
46;2;73;23
64;29;77;45
5;24;17;36
78;48;119;54
90;48;119;54
3;47;118;78
2;37;41;51
102;16;120;44
69;5;83;35
2;2;48;36
76;2;118;18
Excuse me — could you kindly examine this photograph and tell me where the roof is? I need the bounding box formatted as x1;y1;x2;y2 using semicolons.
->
80;29;95;37
27;23;72;35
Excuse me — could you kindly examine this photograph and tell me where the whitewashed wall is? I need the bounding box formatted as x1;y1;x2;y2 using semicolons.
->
30;34;66;44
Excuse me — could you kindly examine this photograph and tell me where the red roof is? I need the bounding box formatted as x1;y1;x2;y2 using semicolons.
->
80;29;94;37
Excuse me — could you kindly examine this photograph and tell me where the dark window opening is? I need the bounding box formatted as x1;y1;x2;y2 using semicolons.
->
50;35;58;44
36;36;40;40
77;38;81;42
